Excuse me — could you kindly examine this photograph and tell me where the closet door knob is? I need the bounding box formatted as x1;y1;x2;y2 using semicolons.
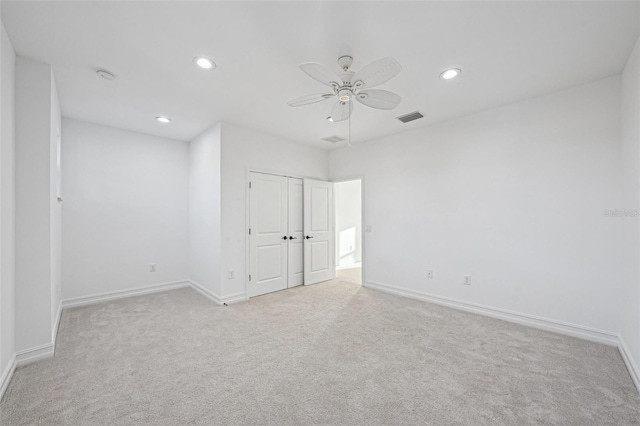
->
282;236;288;240
305;236;314;239
289;236;297;240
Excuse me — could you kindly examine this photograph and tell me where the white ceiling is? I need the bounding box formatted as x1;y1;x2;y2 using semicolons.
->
3;1;639;149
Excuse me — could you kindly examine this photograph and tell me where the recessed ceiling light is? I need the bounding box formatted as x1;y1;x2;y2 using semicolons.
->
96;69;115;80
156;116;171;124
440;68;461;80
193;57;216;70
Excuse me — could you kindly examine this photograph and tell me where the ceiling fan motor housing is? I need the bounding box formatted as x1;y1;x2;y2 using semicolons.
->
338;71;355;87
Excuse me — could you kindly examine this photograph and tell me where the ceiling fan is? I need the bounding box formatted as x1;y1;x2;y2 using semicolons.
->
288;55;403;122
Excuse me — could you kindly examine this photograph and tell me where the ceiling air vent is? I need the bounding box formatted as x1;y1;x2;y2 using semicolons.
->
321;135;346;144
396;111;424;124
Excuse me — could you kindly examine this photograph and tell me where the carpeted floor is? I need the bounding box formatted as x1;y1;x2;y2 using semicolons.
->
336;266;361;284
1;279;639;425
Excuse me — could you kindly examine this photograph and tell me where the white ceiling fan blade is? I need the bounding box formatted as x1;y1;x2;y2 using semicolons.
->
355;89;402;110
331;101;353;122
352;57;402;89
299;63;343;88
287;93;334;107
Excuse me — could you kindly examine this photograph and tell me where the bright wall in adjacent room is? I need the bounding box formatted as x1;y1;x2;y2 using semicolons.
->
329;76;623;339
335;180;362;266
62;119;189;299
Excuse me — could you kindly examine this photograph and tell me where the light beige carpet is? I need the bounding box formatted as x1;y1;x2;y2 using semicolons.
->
1;280;639;425
336;266;361;284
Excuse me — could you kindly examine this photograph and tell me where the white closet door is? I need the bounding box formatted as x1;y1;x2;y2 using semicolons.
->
288;178;304;287
303;179;334;285
249;172;288;297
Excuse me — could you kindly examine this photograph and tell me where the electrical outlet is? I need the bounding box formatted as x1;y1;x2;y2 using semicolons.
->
150;264;157;272
426;270;433;279
228;270;235;280
464;275;471;285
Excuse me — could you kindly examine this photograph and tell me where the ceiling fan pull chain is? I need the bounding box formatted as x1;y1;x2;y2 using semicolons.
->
348;112;352;147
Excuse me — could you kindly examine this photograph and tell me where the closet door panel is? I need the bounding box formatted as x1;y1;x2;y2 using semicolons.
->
249;172;288;297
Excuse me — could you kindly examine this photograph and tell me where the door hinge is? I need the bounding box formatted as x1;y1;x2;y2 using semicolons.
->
249;275;251;281
249;228;251;235
249;182;252;189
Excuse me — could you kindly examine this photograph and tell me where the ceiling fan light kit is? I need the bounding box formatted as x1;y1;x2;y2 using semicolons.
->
287;55;403;124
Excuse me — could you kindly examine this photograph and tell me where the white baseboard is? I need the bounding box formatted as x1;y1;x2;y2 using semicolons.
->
364;280;619;347
61;280;190;309
60;278;245;310
15;343;54;367
221;291;248;304
618;337;640;394
188;280;247;305
10;301;63;375
0;356;16;400
189;280;222;305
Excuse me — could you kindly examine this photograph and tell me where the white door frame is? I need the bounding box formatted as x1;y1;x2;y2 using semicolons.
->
332;176;365;286
245;168;312;299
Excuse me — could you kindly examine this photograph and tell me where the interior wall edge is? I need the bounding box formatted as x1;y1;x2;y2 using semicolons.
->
188;279;222;305
189;280;247;305
52;300;62;347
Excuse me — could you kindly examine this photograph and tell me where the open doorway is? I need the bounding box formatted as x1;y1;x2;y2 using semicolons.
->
334;179;362;285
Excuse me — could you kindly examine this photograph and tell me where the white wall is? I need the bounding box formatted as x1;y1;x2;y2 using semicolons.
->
188;123;221;296
335;180;362;266
49;71;61;337
14;57;57;352
620;34;640;382
329;77;623;336
0;20;16;379
220;122;329;298
62;119;189;299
